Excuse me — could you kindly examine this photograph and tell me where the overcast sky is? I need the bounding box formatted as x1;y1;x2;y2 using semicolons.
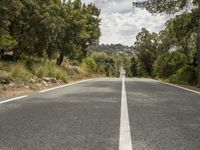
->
81;0;169;46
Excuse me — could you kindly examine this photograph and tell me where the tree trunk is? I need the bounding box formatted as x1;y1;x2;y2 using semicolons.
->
13;48;19;62
197;2;200;87
47;49;53;61
56;53;64;66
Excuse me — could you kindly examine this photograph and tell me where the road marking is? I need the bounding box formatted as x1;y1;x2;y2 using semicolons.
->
39;78;94;93
154;80;200;95
119;78;133;150
0;95;28;105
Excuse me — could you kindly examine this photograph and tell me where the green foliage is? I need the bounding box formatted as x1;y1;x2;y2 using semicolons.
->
0;35;18;49
91;52;108;72
0;59;68;83
89;52;123;77
0;0;22;48
133;0;195;14
104;57;116;76
82;57;97;72
11;63;32;78
0;0;101;64
134;28;158;76
31;61;68;82
57;1;101;63
133;0;200;86
169;65;197;85
153;51;188;78
133;9;199;86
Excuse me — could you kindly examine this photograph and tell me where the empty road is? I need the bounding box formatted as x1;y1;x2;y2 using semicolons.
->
0;78;200;150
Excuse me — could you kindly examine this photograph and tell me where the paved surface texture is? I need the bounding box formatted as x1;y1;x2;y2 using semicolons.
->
126;78;200;150
0;78;200;150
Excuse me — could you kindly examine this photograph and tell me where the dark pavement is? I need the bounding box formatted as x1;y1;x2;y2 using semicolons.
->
126;78;200;150
0;78;200;150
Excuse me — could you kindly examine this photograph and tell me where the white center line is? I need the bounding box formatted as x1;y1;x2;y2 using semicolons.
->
0;95;28;105
119;78;133;150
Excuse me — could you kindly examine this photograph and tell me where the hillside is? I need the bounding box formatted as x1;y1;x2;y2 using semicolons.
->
87;44;135;56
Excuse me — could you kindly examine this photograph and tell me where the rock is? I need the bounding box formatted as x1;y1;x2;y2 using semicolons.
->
1;79;12;84
50;77;57;83
43;77;58;83
33;76;38;80
16;83;25;88
43;77;51;82
2;85;8;91
25;85;30;89
42;81;48;87
30;78;36;83
30;83;42;90
58;80;63;84
9;82;15;87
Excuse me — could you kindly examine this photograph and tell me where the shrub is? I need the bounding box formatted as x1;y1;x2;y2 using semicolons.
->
136;62;149;77
11;63;31;78
91;52;108;63
169;65;197;85
153;51;188;78
30;61;68;82
82;57;97;72
91;52;108;72
22;57;40;72
54;69;69;83
31;63;48;78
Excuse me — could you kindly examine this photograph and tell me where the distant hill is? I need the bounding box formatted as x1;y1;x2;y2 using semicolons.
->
87;44;135;56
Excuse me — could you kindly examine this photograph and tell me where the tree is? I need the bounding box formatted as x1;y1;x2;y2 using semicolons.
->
165;10;198;63
134;28;159;76
133;0;200;87
0;0;101;65
56;0;101;65
153;51;188;78
0;0;22;49
91;52;108;72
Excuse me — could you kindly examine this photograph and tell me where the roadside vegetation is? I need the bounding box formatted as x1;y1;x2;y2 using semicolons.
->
130;1;200;87
0;0;132;98
1;0;200;97
0;0;104;98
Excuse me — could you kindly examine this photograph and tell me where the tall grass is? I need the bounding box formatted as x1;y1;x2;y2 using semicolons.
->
31;61;69;82
11;63;32;78
0;59;69;83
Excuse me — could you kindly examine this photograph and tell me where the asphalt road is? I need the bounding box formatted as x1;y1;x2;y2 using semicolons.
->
0;78;200;150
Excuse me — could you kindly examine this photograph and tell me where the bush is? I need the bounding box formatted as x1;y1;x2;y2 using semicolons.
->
22;57;40;72
11;63;32;78
91;52;108;72
153;51;188;78
82;57;97;72
31;63;48;78
136;62;149;77
31;61;69;82
169;65;197;85
91;52;108;63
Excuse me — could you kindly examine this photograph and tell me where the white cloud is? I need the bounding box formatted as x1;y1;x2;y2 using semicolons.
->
82;0;169;46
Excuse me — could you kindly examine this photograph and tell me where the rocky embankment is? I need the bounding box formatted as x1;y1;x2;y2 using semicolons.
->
0;77;65;98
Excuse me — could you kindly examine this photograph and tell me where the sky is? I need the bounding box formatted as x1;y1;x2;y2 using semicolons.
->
81;0;169;46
